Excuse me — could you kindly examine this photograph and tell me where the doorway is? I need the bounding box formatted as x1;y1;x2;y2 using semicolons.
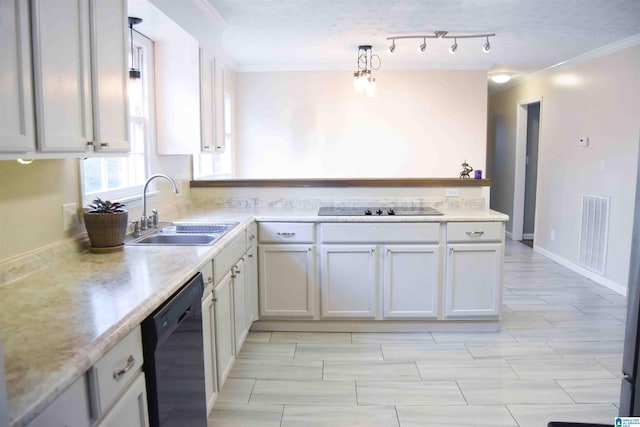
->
512;98;542;245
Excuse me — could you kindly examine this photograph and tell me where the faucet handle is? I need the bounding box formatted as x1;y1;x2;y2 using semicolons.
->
140;216;148;231
131;220;141;237
151;209;159;228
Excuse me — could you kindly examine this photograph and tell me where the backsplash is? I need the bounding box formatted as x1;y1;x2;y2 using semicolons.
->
192;196;486;210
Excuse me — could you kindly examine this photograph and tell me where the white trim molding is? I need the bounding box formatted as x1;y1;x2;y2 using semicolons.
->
534;245;627;296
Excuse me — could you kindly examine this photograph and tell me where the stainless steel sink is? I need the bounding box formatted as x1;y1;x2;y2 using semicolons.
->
126;222;238;246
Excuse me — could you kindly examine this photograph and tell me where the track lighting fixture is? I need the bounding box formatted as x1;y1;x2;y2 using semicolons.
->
387;39;396;54
385;31;495;55
483;37;491;53
418;38;426;53
128;17;143;79
353;45;381;96
449;38;458;54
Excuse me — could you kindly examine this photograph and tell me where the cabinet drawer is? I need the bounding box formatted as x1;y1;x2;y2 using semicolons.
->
321;223;440;243
258;222;315;243
447;222;503;243
246;222;258;249
214;233;246;284
88;326;143;417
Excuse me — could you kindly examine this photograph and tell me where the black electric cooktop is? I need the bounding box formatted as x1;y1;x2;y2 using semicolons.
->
317;206;443;216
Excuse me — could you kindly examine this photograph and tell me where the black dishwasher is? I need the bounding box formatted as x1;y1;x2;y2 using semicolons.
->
141;272;206;427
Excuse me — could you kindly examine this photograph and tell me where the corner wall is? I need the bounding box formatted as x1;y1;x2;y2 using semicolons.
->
488;43;640;290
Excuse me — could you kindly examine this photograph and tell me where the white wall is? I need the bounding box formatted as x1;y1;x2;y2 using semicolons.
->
235;70;488;178
488;43;640;290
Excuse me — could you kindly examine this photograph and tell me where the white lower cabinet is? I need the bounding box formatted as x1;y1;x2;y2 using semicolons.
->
27;375;91;427
200;262;217;414
383;245;440;319
245;245;259;325
258;244;316;318
213;270;235;390
27;327;148;427
232;256;247;351
94;374;148;427
444;243;503;318
320;245;377;319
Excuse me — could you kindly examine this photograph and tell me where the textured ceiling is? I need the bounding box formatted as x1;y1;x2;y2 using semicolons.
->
206;0;640;80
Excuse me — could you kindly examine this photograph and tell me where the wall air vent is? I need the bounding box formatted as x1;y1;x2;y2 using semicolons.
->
578;194;610;275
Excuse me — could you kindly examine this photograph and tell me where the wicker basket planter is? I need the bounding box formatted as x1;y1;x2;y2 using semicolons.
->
83;210;129;248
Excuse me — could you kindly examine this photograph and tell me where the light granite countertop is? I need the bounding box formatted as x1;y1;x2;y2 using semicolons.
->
0;207;507;427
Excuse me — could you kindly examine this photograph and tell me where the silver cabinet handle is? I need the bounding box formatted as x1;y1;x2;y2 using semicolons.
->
450;247;455;254
248;254;253;258
277;232;296;237
100;142;109;147
113;355;135;379
465;231;485;237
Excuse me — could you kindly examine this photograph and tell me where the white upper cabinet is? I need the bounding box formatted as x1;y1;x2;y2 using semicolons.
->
31;0;94;153
0;0;36;153
199;48;217;152
90;0;129;152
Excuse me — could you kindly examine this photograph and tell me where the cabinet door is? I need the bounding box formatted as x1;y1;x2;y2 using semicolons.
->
320;245;376;319
31;0;93;152
199;48;216;152
201;292;217;414
245;246;259;325
213;271;235;390
444;243;503;318
232;257;247;352
90;0;129;152
259;244;316;318
383;245;440;319
0;0;35;153
95;374;149;427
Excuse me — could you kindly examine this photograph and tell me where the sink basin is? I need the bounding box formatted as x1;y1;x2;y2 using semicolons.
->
135;234;217;245
127;222;238;246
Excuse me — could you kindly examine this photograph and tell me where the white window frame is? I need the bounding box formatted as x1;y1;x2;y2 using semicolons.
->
79;31;154;207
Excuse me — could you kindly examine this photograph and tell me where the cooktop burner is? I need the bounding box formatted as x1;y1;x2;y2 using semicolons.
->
317;206;443;216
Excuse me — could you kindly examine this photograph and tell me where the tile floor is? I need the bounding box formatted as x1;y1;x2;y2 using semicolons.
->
209;241;626;426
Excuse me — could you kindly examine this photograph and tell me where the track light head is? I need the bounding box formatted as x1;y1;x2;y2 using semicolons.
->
483;37;491;53
388;39;396;54
449;38;458;54
418;38;426;53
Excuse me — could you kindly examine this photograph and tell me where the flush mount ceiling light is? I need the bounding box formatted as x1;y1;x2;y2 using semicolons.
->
386;31;495;55
489;71;514;84
353;45;381;96
128;17;143;79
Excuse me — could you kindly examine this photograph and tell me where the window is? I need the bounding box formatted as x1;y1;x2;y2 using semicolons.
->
80;31;153;204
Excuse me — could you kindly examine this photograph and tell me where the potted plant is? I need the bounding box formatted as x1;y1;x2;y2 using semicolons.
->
83;198;128;249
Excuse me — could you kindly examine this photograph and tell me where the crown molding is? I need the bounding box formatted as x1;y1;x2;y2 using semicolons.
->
191;0;228;26
491;33;640;94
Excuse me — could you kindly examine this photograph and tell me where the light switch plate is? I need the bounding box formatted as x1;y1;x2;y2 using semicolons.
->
62;203;78;231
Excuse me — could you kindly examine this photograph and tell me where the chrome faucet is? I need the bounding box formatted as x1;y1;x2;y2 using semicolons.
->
141;174;179;230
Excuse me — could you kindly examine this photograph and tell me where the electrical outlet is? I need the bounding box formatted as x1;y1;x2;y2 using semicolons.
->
62;203;78;231
550;229;556;241
445;188;459;197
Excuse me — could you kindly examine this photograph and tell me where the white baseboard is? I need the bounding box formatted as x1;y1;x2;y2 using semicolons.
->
505;231;514;240
523;233;534;240
533;245;627;296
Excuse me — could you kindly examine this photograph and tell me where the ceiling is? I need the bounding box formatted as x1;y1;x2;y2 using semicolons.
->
205;0;640;82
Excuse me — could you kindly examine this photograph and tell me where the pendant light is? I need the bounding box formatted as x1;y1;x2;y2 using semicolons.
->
128;17;143;79
353;45;381;96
